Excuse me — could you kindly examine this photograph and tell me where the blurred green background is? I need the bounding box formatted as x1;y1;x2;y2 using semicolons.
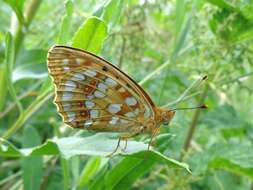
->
0;0;253;189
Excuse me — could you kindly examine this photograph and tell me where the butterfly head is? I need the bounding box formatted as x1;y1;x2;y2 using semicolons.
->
156;108;176;126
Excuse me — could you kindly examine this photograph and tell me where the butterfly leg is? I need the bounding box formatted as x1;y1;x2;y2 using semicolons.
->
121;127;145;152
107;127;145;156
106;137;122;157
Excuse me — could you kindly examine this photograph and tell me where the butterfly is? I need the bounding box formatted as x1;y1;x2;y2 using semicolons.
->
47;45;175;153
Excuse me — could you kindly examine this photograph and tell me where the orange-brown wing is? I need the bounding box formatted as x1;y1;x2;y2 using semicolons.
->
47;45;155;133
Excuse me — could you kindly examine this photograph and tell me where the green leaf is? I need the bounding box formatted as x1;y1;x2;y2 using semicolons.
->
5;32;23;112
72;16;108;54
78;156;103;188
209;7;253;43
21;126;43;190
209;144;253;179
206;0;234;10
3;0;25;24
90;150;189;190
189;144;253;179
12;64;47;82
0;133;188;169
101;0;125;29
57;0;74;44
13;49;47;82
0;65;8;111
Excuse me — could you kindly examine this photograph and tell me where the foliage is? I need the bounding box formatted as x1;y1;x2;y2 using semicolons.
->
0;0;253;189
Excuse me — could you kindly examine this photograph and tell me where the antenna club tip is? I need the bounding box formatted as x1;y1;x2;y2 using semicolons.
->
202;75;208;80
200;104;208;109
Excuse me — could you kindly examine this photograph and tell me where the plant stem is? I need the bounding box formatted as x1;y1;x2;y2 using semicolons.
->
118;36;126;69
2;91;53;139
180;85;208;160
13;0;43;56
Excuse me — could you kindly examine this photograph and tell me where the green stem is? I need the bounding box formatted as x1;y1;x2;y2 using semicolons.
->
13;0;43;56
180;85;208;160
2;91;53;139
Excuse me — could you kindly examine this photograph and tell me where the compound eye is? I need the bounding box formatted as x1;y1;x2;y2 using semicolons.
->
163;121;169;125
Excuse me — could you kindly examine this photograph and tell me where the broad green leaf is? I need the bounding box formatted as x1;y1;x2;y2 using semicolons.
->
0;138;22;157
209;144;253;179
101;0;124;29
16;49;47;65
21;126;43;190
72;16;108;54
57;0;74;44
12;63;47;82
189;144;253;179
13;49;47;82
0;133;189;170
209;6;253;43
90;151;189;190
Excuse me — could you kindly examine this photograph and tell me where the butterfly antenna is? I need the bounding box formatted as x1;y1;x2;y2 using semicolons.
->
163;75;207;108
170;104;208;111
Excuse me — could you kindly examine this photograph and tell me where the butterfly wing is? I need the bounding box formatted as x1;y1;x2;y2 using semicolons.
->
47;45;156;133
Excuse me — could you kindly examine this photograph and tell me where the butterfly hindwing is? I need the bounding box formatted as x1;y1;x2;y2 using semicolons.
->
47;45;155;133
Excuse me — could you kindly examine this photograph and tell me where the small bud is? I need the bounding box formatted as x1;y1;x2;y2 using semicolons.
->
202;75;208;80
200;104;208;109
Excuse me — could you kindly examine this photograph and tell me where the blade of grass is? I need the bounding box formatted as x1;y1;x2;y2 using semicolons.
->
5;32;23;113
0;64;8;112
164;76;206;108
60;158;70;190
158;7;192;104
57;0;73;44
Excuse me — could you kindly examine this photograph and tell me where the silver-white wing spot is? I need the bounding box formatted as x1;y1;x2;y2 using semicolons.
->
62;103;71;111
144;104;151;118
75;58;82;64
108;104;122;114
64;80;76;91
134;108;139;115
94;90;105;98
84;120;93;127
90;110;99;118
97;83;108;92
83;70;97;77
87;95;94;100
62;92;73;101
63;66;70;71
63;59;69;65
125;111;135;117
71;73;85;81
125;97;137;106
85;101;95;108
66;112;76;121
109;117;119;125
120;119;129;124
105;78;117;87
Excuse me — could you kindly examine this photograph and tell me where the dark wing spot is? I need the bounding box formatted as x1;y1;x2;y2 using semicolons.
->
102;66;108;71
126;83;131;88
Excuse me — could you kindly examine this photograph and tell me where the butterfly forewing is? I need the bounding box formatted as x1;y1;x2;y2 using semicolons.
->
47;45;155;133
